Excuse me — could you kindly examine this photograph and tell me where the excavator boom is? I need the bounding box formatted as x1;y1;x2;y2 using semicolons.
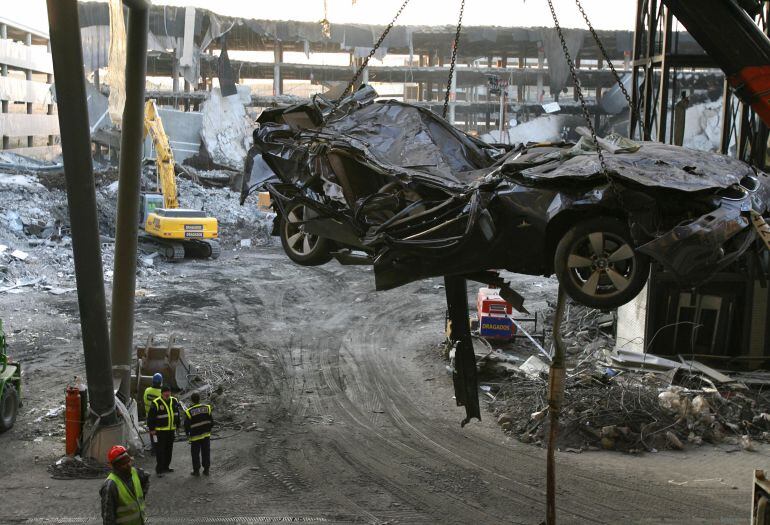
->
144;99;179;209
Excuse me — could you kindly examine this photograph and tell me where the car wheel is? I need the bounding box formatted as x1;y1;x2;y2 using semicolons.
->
0;383;19;433
554;217;649;309
279;202;332;266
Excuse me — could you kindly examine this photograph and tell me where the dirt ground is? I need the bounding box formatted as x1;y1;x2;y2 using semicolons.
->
0;246;766;524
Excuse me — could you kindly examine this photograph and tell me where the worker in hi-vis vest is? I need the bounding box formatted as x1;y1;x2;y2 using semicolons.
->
100;445;150;525
146;384;182;477
143;373;163;417
184;392;215;476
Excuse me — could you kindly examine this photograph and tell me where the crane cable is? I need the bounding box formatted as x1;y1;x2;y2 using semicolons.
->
333;0;411;104
546;0;626;207
442;0;465;119
573;0;647;138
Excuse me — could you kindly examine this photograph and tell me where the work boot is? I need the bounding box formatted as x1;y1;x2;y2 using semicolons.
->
203;468;209;476
165;468;175;473
191;470;200;476
156;472;164;478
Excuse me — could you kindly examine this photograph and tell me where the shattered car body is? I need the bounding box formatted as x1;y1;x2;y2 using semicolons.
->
242;85;770;311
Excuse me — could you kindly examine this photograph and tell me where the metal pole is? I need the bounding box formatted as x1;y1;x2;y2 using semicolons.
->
110;0;149;400
448;65;457;125
546;286;567;525
444;275;480;426
498;89;505;142
46;0;117;425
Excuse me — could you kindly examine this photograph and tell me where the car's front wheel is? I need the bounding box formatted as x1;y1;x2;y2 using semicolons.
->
279;202;333;266
554;217;649;309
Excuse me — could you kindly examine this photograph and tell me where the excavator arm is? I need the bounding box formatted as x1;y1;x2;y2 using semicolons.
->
663;0;770;127
144;99;179;209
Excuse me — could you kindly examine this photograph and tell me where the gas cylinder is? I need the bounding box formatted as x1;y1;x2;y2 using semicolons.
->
65;386;81;456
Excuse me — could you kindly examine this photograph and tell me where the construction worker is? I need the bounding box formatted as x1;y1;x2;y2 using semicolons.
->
142;373;163;417
100;445;149;525
143;373;163;457
146;384;182;477
183;392;215;476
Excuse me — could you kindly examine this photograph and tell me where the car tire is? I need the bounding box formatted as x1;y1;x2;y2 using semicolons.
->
554;217;649;309
279;202;333;266
0;383;19;433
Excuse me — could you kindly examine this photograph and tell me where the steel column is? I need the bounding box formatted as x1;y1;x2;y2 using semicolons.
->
629;0;645;139
444;275;480;426
545;287;567;525
110;0;148;400
46;0;117;424
656;7;672;142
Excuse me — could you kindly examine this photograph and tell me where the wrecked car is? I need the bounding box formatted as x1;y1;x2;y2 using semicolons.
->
242;86;770;310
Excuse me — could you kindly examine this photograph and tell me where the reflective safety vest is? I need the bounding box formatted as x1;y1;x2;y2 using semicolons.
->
152;396;178;431
184;403;213;442
107;468;145;525
143;386;162;415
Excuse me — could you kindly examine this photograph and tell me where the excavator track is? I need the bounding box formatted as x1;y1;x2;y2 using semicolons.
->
205;239;221;259
179;239;221;259
139;234;186;261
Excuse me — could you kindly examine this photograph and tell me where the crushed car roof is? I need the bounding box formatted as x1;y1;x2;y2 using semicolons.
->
503;139;760;192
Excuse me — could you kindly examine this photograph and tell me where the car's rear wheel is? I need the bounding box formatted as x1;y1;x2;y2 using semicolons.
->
279;202;333;266
554;217;649;309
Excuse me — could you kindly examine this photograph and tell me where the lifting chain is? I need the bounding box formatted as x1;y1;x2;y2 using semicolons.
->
547;0;625;204
334;0;411;104
443;0;465;119
574;0;646;138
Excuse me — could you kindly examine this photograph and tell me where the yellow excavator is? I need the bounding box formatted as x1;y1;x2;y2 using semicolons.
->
140;99;220;260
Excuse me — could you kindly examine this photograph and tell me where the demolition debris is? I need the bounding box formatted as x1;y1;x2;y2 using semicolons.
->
485;303;770;453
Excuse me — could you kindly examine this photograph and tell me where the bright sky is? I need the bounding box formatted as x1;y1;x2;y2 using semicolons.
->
9;0;637;35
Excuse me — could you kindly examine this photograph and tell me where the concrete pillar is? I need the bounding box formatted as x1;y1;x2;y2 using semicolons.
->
273;41;283;96
26;33;33;147
47;41;54;146
448;66;457;125
184;80;190;111
596;51;603;103
208;47;214;92
1;24;8;149
517;55;525;102
537;43;545;103
426;53;435;102
172;51;179;93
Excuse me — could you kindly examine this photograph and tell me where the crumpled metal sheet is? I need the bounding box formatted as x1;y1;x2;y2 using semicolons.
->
505;141;756;192
322;98;497;185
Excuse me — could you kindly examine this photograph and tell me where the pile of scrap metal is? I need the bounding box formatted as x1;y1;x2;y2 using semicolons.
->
490;344;770;453
242;85;770;311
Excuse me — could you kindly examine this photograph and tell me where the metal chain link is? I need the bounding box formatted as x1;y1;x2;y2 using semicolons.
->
574;0;646;138
334;0;411;104
547;0;624;202
443;0;465;119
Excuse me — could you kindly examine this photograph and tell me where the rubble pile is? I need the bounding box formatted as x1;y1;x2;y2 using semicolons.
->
491;367;770;453
175;177;275;247
487;303;770;453
0;166;275;292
